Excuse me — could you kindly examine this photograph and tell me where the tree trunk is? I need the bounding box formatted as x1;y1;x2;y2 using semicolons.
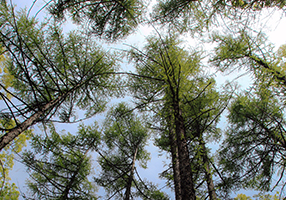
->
0;78;90;152
0;93;67;151
60;149;90;200
124;146;138;200
174;104;196;200
169;121;182;200
199;138;217;200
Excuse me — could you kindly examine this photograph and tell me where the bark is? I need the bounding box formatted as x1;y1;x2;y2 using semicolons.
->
199;138;217;200
168;113;182;200
174;104;196;200
124;146;138;200
0;93;66;151
0;77;91;152
170;134;182;200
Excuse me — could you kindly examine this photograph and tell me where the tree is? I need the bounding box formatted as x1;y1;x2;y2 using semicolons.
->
234;192;280;200
217;85;286;193
3;0;286;198
211;31;286;90
211;30;286;194
182;72;230;200
127;33;228;199
128;34;200;199
135;181;170;200
151;0;286;34
253;192;280;200
0;3;118;151
155;73;228;200
235;194;254;200
0;43;31;200
21;122;99;200
95;103;168;199
0;45;13;100
48;0;145;41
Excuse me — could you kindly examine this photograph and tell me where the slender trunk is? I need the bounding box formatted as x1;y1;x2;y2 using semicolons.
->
0;93;67;151
199;138;217;200
0;75;93;152
60;149;90;200
124;146;138;200
174;104;196;200
169;121;182;200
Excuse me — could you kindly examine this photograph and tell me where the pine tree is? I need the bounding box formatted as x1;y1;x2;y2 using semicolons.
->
96;103;168;199
22;122;99;199
0;3;118;151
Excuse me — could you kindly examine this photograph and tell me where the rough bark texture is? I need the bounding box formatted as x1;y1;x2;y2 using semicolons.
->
199;139;217;200
174;104;196;200
124;147;138;200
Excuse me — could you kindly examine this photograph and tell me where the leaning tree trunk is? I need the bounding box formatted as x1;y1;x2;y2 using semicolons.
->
0;92;68;151
0;78;90;152
124;146;138;200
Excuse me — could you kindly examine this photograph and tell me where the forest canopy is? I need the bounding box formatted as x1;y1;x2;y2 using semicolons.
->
0;0;286;199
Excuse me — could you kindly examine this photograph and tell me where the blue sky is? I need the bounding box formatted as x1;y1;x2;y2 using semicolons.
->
7;0;286;199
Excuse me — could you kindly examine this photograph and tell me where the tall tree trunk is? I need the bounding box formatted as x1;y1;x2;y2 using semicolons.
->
168;117;182;200
199;138;217;200
124;146;138;200
174;104;196;200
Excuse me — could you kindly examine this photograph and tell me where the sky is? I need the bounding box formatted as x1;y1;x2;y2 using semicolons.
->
6;0;286;199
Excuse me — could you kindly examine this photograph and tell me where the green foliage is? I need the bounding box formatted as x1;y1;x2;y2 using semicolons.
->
277;44;286;70
128;34;203;111
211;31;286;90
0;119;31;200
95;103;153;199
234;194;253;200
0;46;14;100
151;0;286;34
253;192;280;200
2;0;286;198
135;181;170;200
49;0;145;41
234;192;280;200
127;34;205;150
0;182;19;200
0;4;118;131
151;0;208;34
218;85;286;192
211;29;286;195
128;33;227;199
103;103;149;160
227;0;286;9
22;122;99;200
0;38;30;198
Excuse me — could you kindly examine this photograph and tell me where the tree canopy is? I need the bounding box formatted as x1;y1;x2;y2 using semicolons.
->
0;2;119;151
1;0;286;199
